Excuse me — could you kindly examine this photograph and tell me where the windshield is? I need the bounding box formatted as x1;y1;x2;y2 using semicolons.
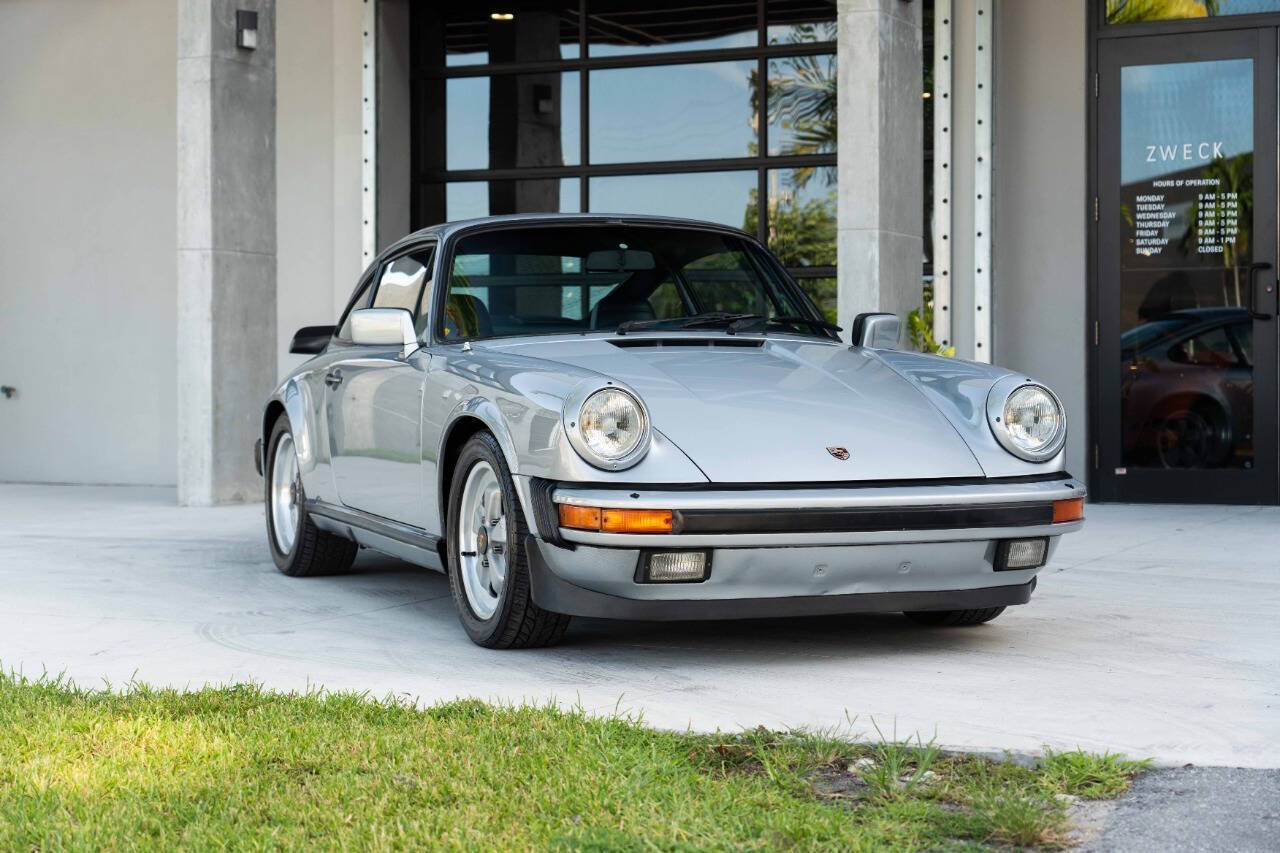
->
437;225;829;342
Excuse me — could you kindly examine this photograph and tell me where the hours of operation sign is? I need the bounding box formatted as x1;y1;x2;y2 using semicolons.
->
1131;175;1240;259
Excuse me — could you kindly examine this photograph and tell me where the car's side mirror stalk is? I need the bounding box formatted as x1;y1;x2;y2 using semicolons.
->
851;313;901;350
349;308;419;358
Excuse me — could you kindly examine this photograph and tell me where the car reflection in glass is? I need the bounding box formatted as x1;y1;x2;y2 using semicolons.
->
1121;307;1254;469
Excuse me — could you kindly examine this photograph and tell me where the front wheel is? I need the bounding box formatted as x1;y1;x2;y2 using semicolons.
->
446;432;569;649
903;607;1006;627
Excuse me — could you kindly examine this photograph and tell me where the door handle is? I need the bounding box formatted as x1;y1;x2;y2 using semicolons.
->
1249;262;1275;320
324;369;343;388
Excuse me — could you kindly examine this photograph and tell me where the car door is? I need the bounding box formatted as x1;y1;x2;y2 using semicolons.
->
326;245;436;525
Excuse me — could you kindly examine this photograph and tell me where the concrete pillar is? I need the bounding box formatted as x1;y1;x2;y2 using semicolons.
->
836;0;924;343
177;0;276;505
377;0;413;250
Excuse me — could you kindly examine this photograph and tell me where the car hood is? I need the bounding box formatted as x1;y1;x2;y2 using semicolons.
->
482;336;985;482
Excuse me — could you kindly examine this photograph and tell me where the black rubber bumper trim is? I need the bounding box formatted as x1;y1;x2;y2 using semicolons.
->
525;536;1035;621
529;477;572;549
673;502;1053;535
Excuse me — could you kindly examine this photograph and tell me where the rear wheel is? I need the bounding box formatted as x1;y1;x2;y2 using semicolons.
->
903;607;1006;627
1153;405;1228;469
265;416;357;577
446;432;569;649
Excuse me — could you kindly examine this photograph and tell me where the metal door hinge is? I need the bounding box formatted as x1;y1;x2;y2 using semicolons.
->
1094;320;1099;346
1094;72;1099;98
1094;196;1099;221
1094;444;1100;468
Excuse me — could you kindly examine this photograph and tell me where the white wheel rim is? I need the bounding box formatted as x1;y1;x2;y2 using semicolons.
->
270;432;301;554
457;461;507;620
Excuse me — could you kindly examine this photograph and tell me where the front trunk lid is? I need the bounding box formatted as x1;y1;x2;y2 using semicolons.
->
486;335;985;482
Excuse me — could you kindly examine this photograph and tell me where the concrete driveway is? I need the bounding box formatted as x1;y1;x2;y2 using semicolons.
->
2;483;1276;768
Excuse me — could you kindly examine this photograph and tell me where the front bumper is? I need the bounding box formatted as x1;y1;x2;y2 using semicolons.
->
521;474;1085;620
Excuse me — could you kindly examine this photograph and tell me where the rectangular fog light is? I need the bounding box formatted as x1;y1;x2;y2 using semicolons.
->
639;551;710;583
995;537;1049;571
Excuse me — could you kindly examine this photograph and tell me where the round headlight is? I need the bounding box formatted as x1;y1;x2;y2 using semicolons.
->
988;379;1066;462
567;386;651;469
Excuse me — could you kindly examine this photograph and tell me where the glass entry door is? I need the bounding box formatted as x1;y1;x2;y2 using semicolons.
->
1097;29;1279;503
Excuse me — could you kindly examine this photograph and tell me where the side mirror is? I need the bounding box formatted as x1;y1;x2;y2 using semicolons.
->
350;308;418;357
851;312;901;350
289;325;334;355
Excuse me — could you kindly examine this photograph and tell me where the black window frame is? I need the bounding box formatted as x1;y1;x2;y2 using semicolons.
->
411;1;839;288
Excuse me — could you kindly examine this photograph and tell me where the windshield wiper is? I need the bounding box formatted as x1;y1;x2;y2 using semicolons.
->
616;312;758;335
725;315;843;335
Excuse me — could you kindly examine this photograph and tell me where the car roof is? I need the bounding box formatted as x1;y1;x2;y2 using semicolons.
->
1162;306;1250;321
380;213;753;257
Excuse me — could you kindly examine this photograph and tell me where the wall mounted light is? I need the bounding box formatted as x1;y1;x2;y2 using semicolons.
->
236;10;259;50
490;12;515;21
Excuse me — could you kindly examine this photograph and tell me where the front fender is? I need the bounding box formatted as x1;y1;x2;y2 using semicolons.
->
871;350;1068;477
450;396;524;474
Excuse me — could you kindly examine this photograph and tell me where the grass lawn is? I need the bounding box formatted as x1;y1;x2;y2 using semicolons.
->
0;674;1147;850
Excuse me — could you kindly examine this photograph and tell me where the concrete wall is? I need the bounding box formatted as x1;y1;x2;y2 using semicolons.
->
276;0;364;378
0;0;365;486
993;0;1089;478
0;0;178;485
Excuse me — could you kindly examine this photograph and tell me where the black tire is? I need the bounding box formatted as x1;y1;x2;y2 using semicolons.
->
446;432;570;649
265;416;358;577
903;607;1006;627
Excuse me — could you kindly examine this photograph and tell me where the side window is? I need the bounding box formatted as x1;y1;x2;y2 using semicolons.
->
370;248;435;337
1172;324;1236;368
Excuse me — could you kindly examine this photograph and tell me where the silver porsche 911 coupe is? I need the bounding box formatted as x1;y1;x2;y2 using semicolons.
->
256;214;1085;648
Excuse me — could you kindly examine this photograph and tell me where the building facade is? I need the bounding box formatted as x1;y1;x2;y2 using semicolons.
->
1;0;1277;506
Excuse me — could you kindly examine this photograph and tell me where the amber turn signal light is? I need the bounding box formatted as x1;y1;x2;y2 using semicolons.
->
558;504;601;531
601;508;673;533
1052;497;1084;523
558;504;673;533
